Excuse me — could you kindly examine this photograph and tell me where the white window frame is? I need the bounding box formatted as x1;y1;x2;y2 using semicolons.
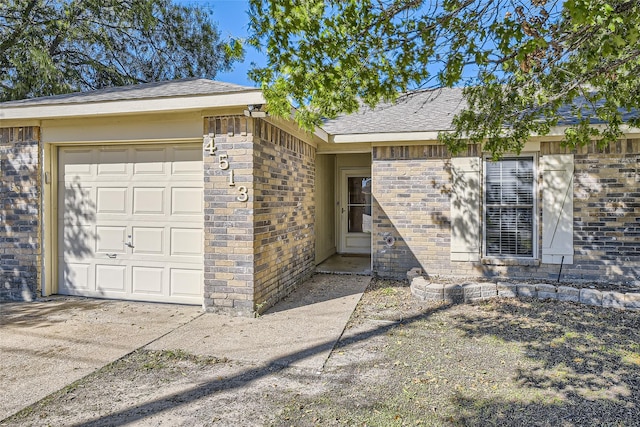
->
483;154;538;259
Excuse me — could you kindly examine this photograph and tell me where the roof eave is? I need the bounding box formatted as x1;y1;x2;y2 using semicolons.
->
543;123;640;137
0;90;266;121
329;124;640;144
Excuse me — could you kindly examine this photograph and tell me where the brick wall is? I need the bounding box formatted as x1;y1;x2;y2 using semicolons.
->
203;117;316;316
372;141;639;284
544;139;640;282
0;127;40;301
252;119;315;313
372;145;478;279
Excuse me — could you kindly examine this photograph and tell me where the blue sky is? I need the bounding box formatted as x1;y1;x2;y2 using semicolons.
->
182;0;265;87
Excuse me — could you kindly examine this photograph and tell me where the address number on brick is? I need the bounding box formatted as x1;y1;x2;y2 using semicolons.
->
204;135;249;202
203;134;216;156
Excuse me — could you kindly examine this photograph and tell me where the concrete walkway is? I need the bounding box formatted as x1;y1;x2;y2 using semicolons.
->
147;274;370;370
0;274;369;420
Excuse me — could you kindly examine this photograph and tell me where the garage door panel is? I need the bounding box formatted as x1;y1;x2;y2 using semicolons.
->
170;269;202;297
97;149;128;175
95;226;127;253
171;228;203;257
60;149;94;177
173;147;202;175
132;227;164;255
96;264;127;292
132;266;164;295
61;186;96;223
60;224;95;257
96;187;128;214
58;144;203;305
134;148;166;174
133;187;165;215
171;188;203;215
61;263;92;292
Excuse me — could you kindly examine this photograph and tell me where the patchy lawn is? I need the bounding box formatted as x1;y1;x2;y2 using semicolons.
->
4;279;640;426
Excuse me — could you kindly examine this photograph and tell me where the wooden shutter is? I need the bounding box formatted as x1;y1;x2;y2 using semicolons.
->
541;154;574;264
450;157;481;261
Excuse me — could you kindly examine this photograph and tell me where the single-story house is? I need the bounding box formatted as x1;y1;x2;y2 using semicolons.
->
1;79;638;316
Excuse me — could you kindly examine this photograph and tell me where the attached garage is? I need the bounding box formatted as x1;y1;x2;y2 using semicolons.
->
1;78;326;316
57;144;204;304
0;79;267;307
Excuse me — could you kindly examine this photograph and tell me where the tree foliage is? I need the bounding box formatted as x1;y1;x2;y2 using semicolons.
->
248;0;640;155
0;0;243;101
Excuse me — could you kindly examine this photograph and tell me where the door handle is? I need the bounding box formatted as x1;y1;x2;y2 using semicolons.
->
125;234;134;248
106;253;117;259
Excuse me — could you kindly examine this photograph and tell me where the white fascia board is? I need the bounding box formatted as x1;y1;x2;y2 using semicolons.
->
538;124;640;138
327;124;640;145
0;91;265;121
330;130;442;143
312;125;329;142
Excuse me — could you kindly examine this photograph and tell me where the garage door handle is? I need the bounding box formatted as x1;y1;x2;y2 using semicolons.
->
106;253;117;258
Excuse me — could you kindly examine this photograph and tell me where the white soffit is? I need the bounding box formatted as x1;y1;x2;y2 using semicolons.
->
0;91;266;121
330;130;442;144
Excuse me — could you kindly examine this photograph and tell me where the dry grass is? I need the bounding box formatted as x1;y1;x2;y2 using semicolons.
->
274;278;640;426
4;278;640;426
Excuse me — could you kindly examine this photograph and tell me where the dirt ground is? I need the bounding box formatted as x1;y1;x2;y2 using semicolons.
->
3;278;640;427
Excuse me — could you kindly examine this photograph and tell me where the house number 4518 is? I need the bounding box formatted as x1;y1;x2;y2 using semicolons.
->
203;135;248;202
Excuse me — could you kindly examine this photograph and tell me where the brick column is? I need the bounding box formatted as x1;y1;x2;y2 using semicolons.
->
202;116;317;316
0;127;40;301
203;116;255;316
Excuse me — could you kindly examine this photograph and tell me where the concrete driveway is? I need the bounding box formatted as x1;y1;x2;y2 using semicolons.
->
0;274;370;421
0;298;202;420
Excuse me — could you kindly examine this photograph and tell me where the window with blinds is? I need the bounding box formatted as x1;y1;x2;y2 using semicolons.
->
484;157;535;257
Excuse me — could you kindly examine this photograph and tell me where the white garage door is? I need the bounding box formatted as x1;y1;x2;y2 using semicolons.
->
58;144;204;305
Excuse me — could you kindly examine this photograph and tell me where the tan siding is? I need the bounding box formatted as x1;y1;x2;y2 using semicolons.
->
315;154;336;263
42;112;203;144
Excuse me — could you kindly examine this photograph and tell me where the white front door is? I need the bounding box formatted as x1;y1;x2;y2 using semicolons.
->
57;144;204;305
338;169;372;254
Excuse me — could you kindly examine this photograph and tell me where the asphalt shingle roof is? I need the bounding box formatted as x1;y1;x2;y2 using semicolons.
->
321;87;638;135
3;80;636;135
555;97;638;126
322;88;467;135
0;78;258;107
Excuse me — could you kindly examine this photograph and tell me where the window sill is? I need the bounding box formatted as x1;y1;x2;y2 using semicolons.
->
481;257;540;267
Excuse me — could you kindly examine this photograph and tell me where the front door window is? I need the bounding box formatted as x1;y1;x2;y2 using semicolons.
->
347;177;372;233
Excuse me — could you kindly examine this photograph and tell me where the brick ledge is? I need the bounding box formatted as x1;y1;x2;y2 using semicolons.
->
409;276;640;310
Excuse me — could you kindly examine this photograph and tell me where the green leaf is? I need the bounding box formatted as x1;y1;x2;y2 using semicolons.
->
248;0;640;157
1;0;240;101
